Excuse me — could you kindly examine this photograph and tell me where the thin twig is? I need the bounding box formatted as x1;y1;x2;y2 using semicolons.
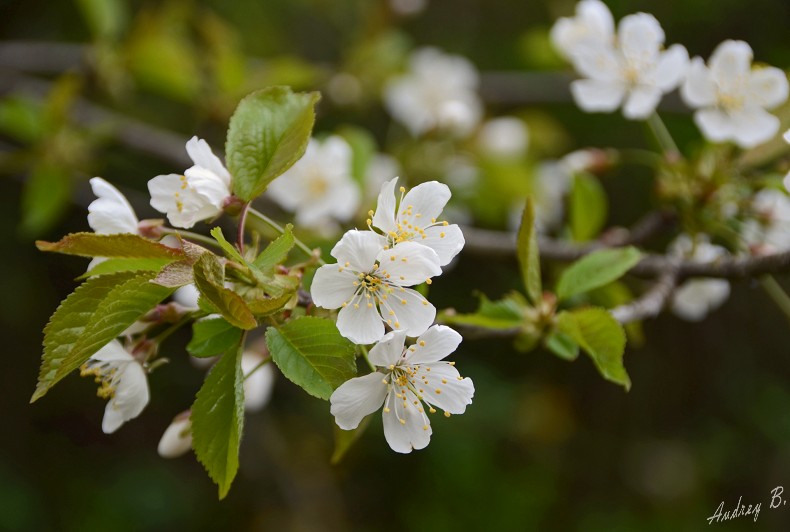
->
610;268;679;324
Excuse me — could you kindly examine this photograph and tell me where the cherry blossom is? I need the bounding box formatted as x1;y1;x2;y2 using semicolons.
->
330;325;474;453
158;412;192;458
550;0;614;60
669;234;731;321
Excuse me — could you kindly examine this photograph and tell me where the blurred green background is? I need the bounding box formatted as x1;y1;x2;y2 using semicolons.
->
4;0;790;530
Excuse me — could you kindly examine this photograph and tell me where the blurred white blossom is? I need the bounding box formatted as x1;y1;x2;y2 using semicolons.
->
477;117;530;159
330;325;473;453
241;352;275;413
741;188;790;253
80;340;149;434
568;13;689;119
268;136;360;229
551;0;614;60
158;413;192;458
148;136;231;229
87;177;141;271
389;0;427;17
384;47;482;137
681;40;789;148
669;234;731;321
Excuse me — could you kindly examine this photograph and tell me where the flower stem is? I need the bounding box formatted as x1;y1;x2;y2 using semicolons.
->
646;112;680;157
359;345;375;372
237;201;251;255
243;356;272;382
759;275;790;325
247;207;325;265
617;148;665;168
160;227;223;250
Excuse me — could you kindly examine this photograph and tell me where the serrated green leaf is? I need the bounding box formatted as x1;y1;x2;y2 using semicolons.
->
226;87;320;201
517;198;541;304
559;308;630;390
191;342;244;499
439;292;526;331
37;232;183;260
210;227;244;263
546;314;580;361
244;290;294;316
80;257;173;278
32;271;173;402
193;253;257;330
555;247;642;302
570;172;608;242
266;317;356;400
187;317;243;358
252;224;295;271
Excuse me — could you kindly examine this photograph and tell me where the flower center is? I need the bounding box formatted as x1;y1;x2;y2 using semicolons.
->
80;361;119;399
307;172;329;198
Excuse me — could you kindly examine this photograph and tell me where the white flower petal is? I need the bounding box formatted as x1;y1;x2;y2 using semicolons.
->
652;44;690;92
158;416;193;458
183;166;231;209
694;108;736;143
622;85;663;120
91;339;134;363
242;354;275;413
88;177;139;234
372;177;400;233
709;40;753;87
102;359;149;434
330;372;389;430
337;298;385;344
618;13;664;63
185;136;231;185
377;242;441;285
671;279;730;321
420;224;465;266
401;181;452;228
330;230;386;272
406;325;463;365
571;79;626;112
382;388;432;453
173;284;200;309
381;287;436;337
681;58;717;108
310;265;359;309
572;44;621;81
551;0;614;59
368;330;408;367
417;364;474;415
729;107;780;148
747;67;789;109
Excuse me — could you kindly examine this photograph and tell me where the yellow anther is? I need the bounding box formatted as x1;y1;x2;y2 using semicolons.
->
399;418;406;425
401;257;407;262
440;232;445;238
382;379;388;384
367;303;373;308
448;361;456;366
444;411;451;418
419;341;426;347
431;218;437;223
423;425;429;431
422;301;428;306
435;389;441;394
394;322;401;327
384;407;391;413
401;299;407;305
399;186;406;193
425;279;432;285
441;379;447;384
390;255;396;261
368;210;374;217
353;304;359;309
443;221;449;226
366;219;372;225
429;407;437;414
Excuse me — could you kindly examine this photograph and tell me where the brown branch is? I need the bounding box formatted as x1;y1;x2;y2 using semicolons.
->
610;269;678;324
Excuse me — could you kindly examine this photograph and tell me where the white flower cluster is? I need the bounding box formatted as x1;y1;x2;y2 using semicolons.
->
311;177;474;452
668;234;731;321
553;0;789;147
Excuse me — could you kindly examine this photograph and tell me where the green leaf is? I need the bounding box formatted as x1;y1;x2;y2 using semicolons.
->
32;271;173;402
555;247;642;302
80;257;174;278
438;292;527;331
187;317;243;358
226;87;320;201
191;342;244;499
210;227;244;263
516;198;541;304
252;224;295;271
558;308;630;390
546;316;580;361
192;254;257;330
570;172;608;242
265;317;356;400
37;232;183;260
76;0;127;40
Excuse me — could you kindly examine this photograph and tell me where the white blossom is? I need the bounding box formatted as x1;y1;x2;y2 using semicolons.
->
669;234;731;321
550;0;614;60
477;117;530;159
311;229;441;344
371;177;465;266
158;413;192;458
330;325;474;453
148;136;232;229
88;177;139;235
741;188;790;253
570;13;689;120
242;352;275;413
268;136;361;228
384;47;482;137
681;40;789;148
80;340;149;434
172;284;200;310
